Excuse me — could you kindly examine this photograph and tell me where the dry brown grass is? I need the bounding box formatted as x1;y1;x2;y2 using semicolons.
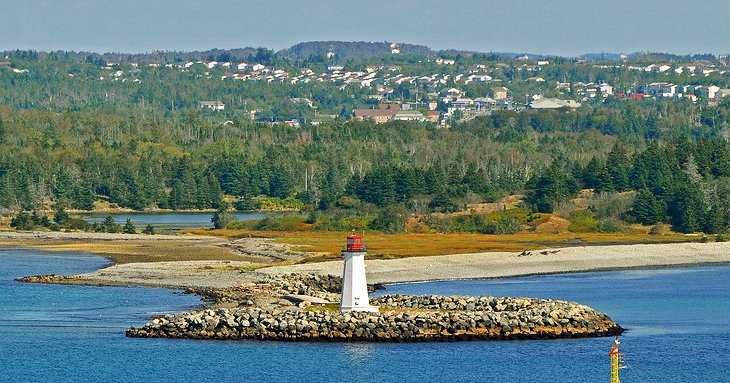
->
183;229;695;260
531;216;571;234
0;238;242;264
1;224;696;267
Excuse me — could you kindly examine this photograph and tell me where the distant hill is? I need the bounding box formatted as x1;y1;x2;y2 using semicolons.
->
35;48;259;63
4;42;723;64
278;41;433;60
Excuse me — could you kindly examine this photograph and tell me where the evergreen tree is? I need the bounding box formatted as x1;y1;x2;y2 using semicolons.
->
703;205;725;234
122;219;137;234
101;216;121;233
142;224;155;235
206;173;224;209
606;144;631;191
582;157;605;190
211;205;235;229
631;189;666;225
528;164;575;213
54;205;70;226
669;183;706;233
10;212;34;230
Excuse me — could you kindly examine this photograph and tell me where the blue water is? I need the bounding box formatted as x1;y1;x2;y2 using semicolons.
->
78;211;262;229
1;250;728;383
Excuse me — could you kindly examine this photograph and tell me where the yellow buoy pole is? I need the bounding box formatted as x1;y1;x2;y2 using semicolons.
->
610;337;621;383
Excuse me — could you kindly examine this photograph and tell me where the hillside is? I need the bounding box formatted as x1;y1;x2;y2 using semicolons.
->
278;41;433;60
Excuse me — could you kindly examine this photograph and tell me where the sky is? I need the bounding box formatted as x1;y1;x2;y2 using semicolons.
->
2;0;729;57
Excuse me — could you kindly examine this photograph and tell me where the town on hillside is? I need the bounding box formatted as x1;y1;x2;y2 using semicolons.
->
3;45;730;127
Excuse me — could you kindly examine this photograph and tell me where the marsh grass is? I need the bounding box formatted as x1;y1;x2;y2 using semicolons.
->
186;229;695;260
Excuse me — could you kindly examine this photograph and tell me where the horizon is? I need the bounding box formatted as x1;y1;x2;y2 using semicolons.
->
2;0;730;57
2;41;725;59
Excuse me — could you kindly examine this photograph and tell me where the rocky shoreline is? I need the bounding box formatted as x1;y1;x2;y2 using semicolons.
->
126;294;621;342
126;274;623;342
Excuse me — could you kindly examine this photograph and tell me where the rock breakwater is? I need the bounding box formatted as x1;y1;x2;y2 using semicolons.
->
15;274;82;283
126;294;622;342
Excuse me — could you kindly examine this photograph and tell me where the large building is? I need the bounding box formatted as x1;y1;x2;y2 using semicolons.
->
352;103;430;123
529;98;581;109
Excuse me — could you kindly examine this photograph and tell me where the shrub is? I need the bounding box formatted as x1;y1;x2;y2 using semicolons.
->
649;224;668;235
369;205;409;233
482;191;504;203
596;217;627;233
428;194;461;213
65;218;91;231
54;206;70;225
486;208;531;225
255;197;305;210
10;212;34;231
142;224;155;235
715;234;727;242
567;209;598;233
211;209;235;229
480;216;520;234
589;192;635;219
229;214;311;231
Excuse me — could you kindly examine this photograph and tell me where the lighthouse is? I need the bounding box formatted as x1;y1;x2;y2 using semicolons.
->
339;231;378;313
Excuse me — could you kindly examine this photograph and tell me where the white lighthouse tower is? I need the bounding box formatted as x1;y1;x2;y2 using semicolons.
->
339;231;378;312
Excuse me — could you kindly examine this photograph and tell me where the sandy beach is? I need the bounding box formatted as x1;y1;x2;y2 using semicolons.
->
259;242;730;284
11;233;729;288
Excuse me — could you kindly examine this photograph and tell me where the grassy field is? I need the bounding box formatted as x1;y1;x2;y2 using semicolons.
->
0;237;244;264
184;229;697;263
0;226;700;267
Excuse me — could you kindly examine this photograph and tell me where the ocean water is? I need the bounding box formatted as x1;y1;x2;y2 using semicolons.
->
1;249;728;383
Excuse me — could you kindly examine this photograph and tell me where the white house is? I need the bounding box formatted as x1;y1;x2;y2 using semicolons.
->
251;63;265;71
237;63;248;70
645;82;677;98
199;101;225;111
599;83;614;96
699;85;721;99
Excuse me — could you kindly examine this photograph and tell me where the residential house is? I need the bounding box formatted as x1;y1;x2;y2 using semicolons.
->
657;64;671;73
199;101;225;111
644;82;678;98
599;83;614;96
426;111;440;123
697;85;721;99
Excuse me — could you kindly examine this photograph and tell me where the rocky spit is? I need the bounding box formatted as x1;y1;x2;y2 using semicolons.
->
18;272;621;342
126;293;623;342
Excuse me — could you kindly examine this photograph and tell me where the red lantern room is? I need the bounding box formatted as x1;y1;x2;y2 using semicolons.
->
345;231;366;252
